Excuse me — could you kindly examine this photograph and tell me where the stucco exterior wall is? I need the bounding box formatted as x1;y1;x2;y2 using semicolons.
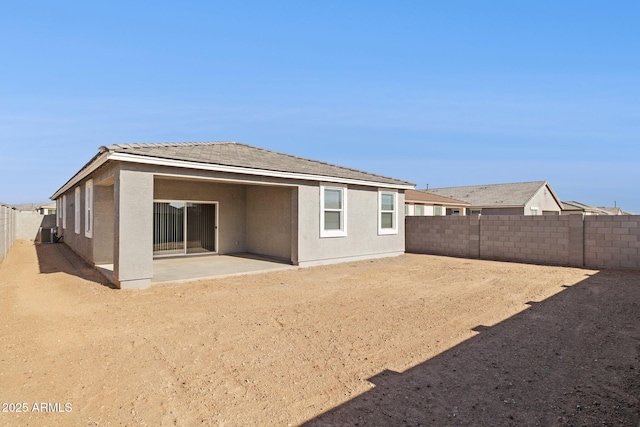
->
113;167;154;288
57;162;119;265
525;186;562;214
93;183;115;264
297;184;405;266
246;185;293;261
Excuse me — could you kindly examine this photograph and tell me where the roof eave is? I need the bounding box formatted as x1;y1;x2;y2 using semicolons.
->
52;150;414;198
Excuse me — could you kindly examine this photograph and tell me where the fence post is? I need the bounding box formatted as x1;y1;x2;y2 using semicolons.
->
568;214;585;267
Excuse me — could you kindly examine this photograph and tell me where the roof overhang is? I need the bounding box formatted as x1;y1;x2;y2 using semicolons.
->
51;151;414;199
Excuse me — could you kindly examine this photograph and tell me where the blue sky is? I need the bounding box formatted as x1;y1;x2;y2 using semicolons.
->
1;1;638;213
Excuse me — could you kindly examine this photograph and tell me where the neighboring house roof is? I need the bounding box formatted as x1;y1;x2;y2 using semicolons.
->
11;202;52;212
426;181;561;209
52;142;414;199
597;207;624;215
562;201;611;215
404;189;469;206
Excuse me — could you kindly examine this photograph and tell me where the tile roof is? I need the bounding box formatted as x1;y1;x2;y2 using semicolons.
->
101;142;414;187
404;189;469;205
426;181;550;207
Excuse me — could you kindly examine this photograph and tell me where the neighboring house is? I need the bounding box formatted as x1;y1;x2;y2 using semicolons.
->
561;202;632;216
404;189;469;216
597;207;632;215
51;142;414;289
562;201;612;216
36;202;57;215
427;181;563;215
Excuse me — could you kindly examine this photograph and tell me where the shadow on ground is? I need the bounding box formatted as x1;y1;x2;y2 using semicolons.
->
35;242;116;288
303;270;640;426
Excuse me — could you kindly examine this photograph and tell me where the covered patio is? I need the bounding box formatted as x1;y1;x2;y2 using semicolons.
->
97;253;296;285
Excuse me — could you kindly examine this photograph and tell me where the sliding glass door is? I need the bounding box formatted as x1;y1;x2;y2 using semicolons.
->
153;201;217;257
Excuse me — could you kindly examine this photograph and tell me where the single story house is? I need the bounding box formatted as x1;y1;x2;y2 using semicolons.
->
427;181;563;215
404;189;469;216
51;142;414;289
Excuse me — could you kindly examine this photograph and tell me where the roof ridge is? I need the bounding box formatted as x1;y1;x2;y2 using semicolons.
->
428;180;546;190
103;141;236;151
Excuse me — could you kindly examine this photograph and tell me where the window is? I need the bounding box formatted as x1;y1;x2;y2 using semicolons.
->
530;207;539;216
415;205;424;216
62;195;67;229
320;185;347;237
470;209;481;215
56;198;61;227
74;187;80;234
434;206;442;216
378;190;398;235
85;179;93;238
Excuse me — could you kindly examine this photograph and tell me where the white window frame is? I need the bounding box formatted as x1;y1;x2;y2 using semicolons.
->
530;207;539;216
378;189;398;235
74;187;81;234
85;179;94;238
415;204;424;216
320;184;347;238
434;205;443;216
62;195;67;229
56;198;61;227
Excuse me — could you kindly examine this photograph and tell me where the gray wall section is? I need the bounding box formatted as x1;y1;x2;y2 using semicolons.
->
246;185;293;261
0;204;17;264
297;184;405;266
585;216;640;269
16;212;46;241
471;207;524;216
93;183;115;264
406;215;640;270
57;162;120;266
114;167;154;288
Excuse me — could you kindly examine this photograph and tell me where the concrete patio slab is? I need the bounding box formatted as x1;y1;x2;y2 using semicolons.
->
98;254;296;285
152;254;296;283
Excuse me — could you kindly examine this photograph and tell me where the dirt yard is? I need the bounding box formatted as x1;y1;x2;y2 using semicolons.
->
0;240;638;426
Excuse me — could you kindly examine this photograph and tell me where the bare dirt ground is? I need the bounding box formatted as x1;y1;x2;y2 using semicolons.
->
0;240;638;426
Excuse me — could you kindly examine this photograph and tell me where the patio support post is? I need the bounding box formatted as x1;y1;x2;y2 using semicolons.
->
113;168;153;288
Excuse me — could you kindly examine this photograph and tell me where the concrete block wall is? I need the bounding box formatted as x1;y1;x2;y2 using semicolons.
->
480;216;572;266
405;216;474;258
0;204;17;264
585;216;640;269
406;215;640;270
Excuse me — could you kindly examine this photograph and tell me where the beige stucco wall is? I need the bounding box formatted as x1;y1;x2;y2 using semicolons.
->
93;183;114;264
57;162;119;266
525;185;562;214
246;185;293;261
297;184;405;266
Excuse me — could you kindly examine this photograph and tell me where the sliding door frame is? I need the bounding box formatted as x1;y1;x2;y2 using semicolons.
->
153;199;219;258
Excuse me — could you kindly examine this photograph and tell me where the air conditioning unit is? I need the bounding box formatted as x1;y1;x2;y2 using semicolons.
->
40;227;57;244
